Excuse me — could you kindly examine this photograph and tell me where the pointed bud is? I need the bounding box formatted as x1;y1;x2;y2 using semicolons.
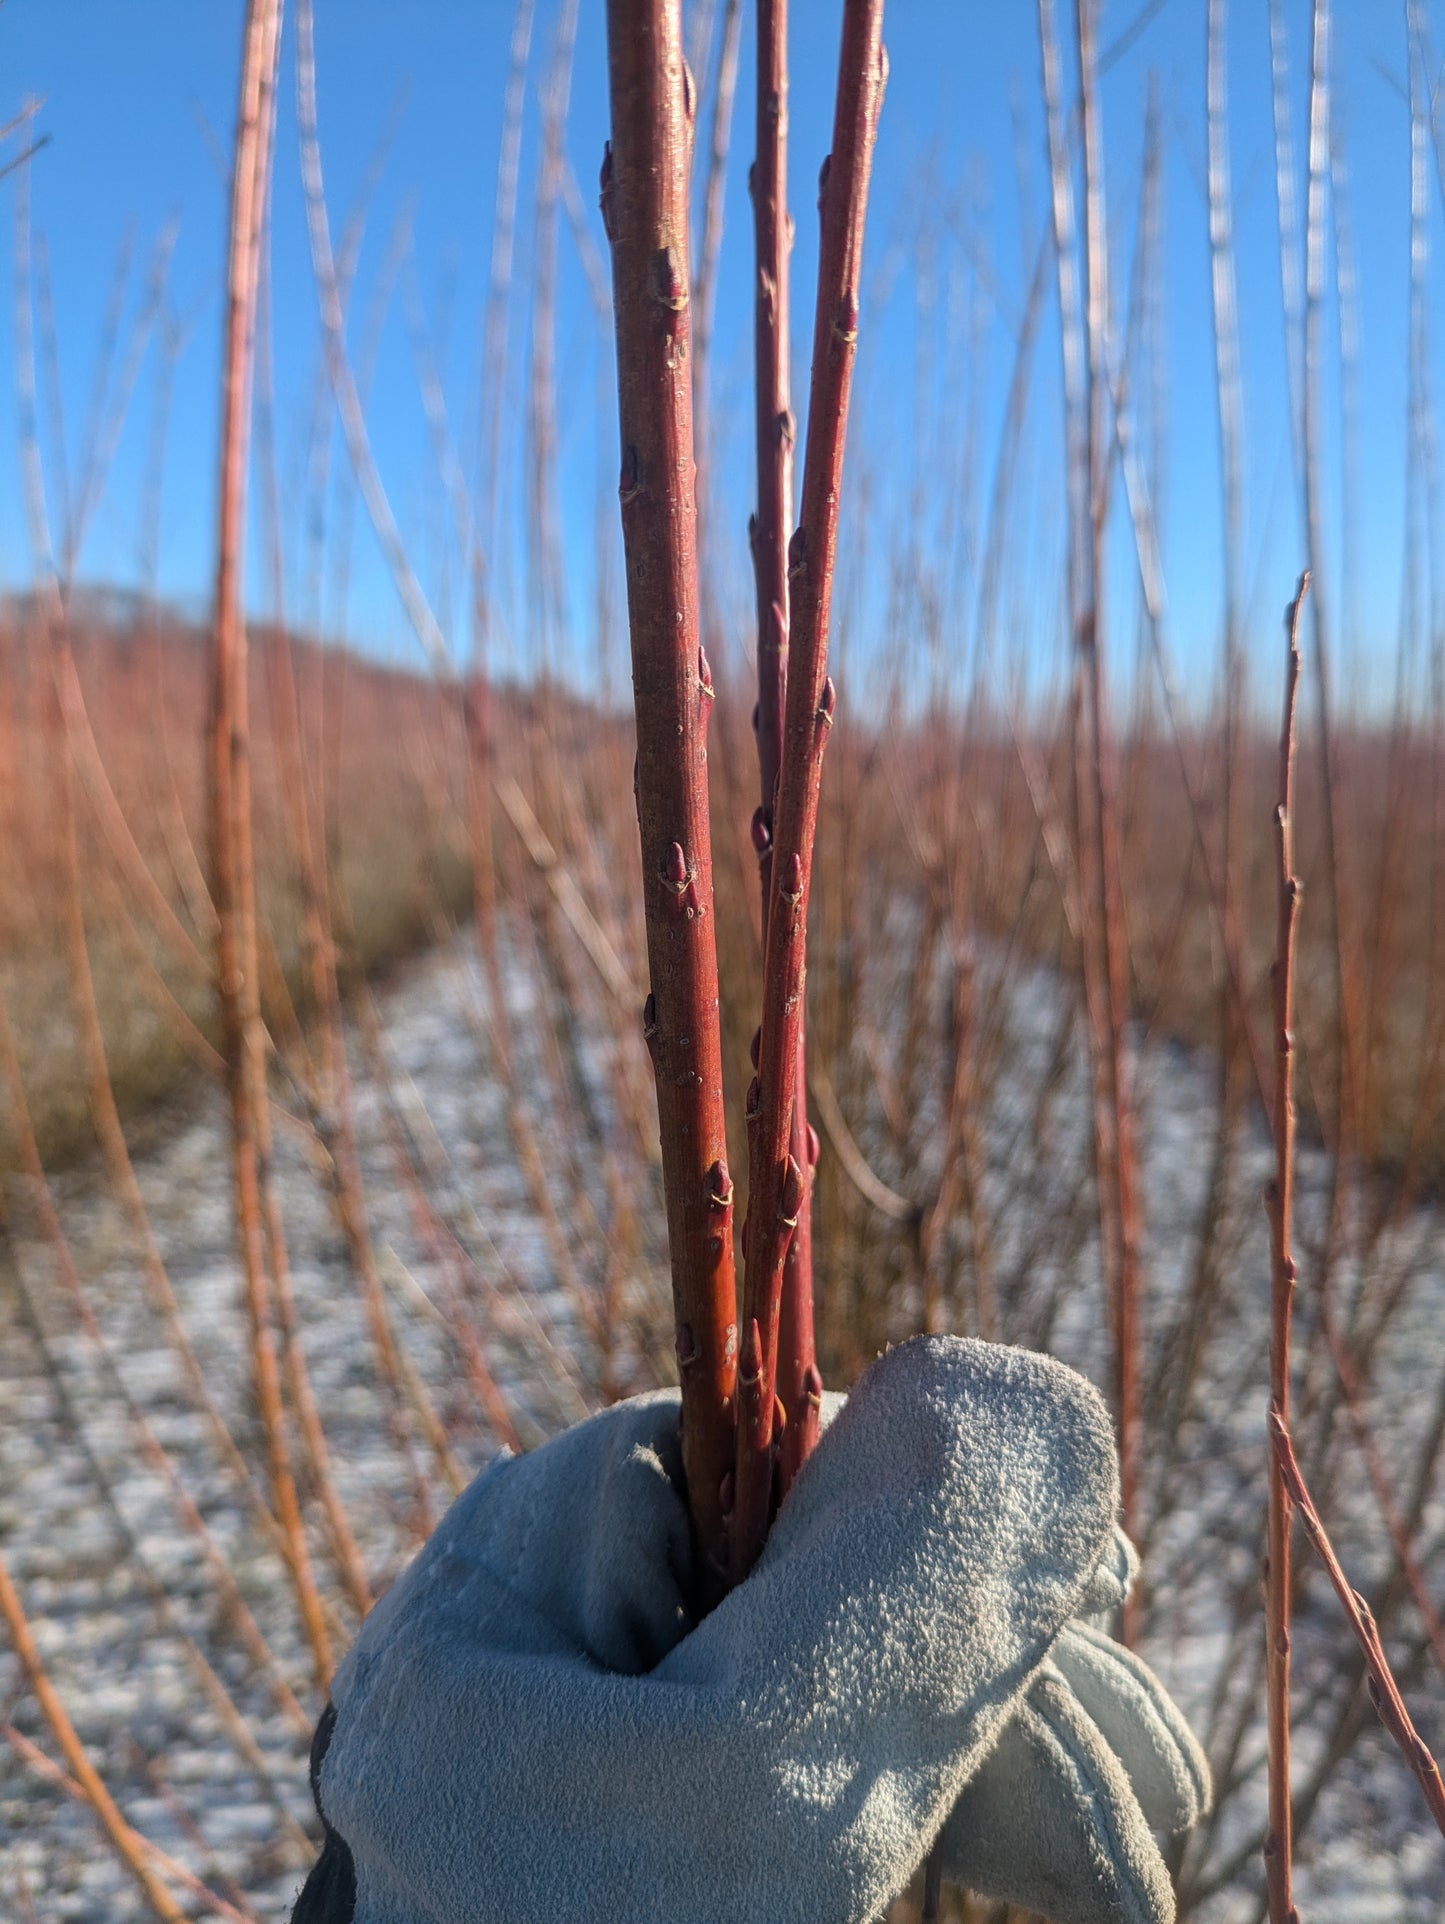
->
706;1159;734;1210
806;1121;821;1166
697;645;714;703
642;992;657;1043
778;852;804;904
788;527;808;582
750;807;771;857
749;1025;762;1069
598;143;617;242
662;841;689;893
619;445;642;503
779;1154;805;1227
802;1363;823;1407
675;1323;697;1369
745;1074;762;1119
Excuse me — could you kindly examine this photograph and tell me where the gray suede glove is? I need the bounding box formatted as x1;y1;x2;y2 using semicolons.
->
292;1336;1209;1924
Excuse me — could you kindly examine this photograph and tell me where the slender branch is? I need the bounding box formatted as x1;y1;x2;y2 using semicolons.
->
1206;0;1249;1132
295;0;450;677
733;0;886;1582
209;0;338;1690
601;0;740;1588
750;0;793;860
12;123;341;1675
1300;0;1363;1235
296;0;596;1430
493;772;638;1002
1271;1415;1445;1837
0;1557;188;1923
1074;0;1143;1628
256;173;438;1542
748;0;819;1501
1264;572;1308;1924
3;1722;259;1924
1039;0;1143;1623
808;1057;917;1223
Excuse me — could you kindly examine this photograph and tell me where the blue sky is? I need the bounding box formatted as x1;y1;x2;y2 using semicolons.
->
0;2;1437;712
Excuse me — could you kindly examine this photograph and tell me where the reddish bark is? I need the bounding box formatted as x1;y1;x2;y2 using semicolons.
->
749;0;819;1506
733;0;886;1581
208;0;338;1692
1264;575;1307;1923
602;0;739;1587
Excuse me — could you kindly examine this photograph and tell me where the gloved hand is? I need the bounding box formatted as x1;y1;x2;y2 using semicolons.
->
292;1335;1209;1924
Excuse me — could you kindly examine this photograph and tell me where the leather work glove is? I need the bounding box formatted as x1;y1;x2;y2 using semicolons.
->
292;1336;1209;1924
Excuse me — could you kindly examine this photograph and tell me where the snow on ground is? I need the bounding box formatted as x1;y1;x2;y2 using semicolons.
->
0;930;1441;1919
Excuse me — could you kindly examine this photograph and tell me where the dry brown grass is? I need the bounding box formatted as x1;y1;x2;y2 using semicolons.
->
7;604;1437;1290
0;605;471;1169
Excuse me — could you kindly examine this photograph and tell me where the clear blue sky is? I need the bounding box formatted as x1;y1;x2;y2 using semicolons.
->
0;2;1436;712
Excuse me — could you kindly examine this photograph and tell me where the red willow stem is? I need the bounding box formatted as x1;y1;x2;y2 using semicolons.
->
1270;1415;1445;1838
1264;572;1307;1924
601;0;739;1589
732;0;886;1583
749;0;791;869
208;0;340;1692
749;0;819;1503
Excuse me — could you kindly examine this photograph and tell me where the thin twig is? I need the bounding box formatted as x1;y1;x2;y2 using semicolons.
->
0;1559;187;1924
1271;1415;1445;1836
732;0;887;1582
748;0;820;1501
1264;572;1308;1923
209;0;338;1691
